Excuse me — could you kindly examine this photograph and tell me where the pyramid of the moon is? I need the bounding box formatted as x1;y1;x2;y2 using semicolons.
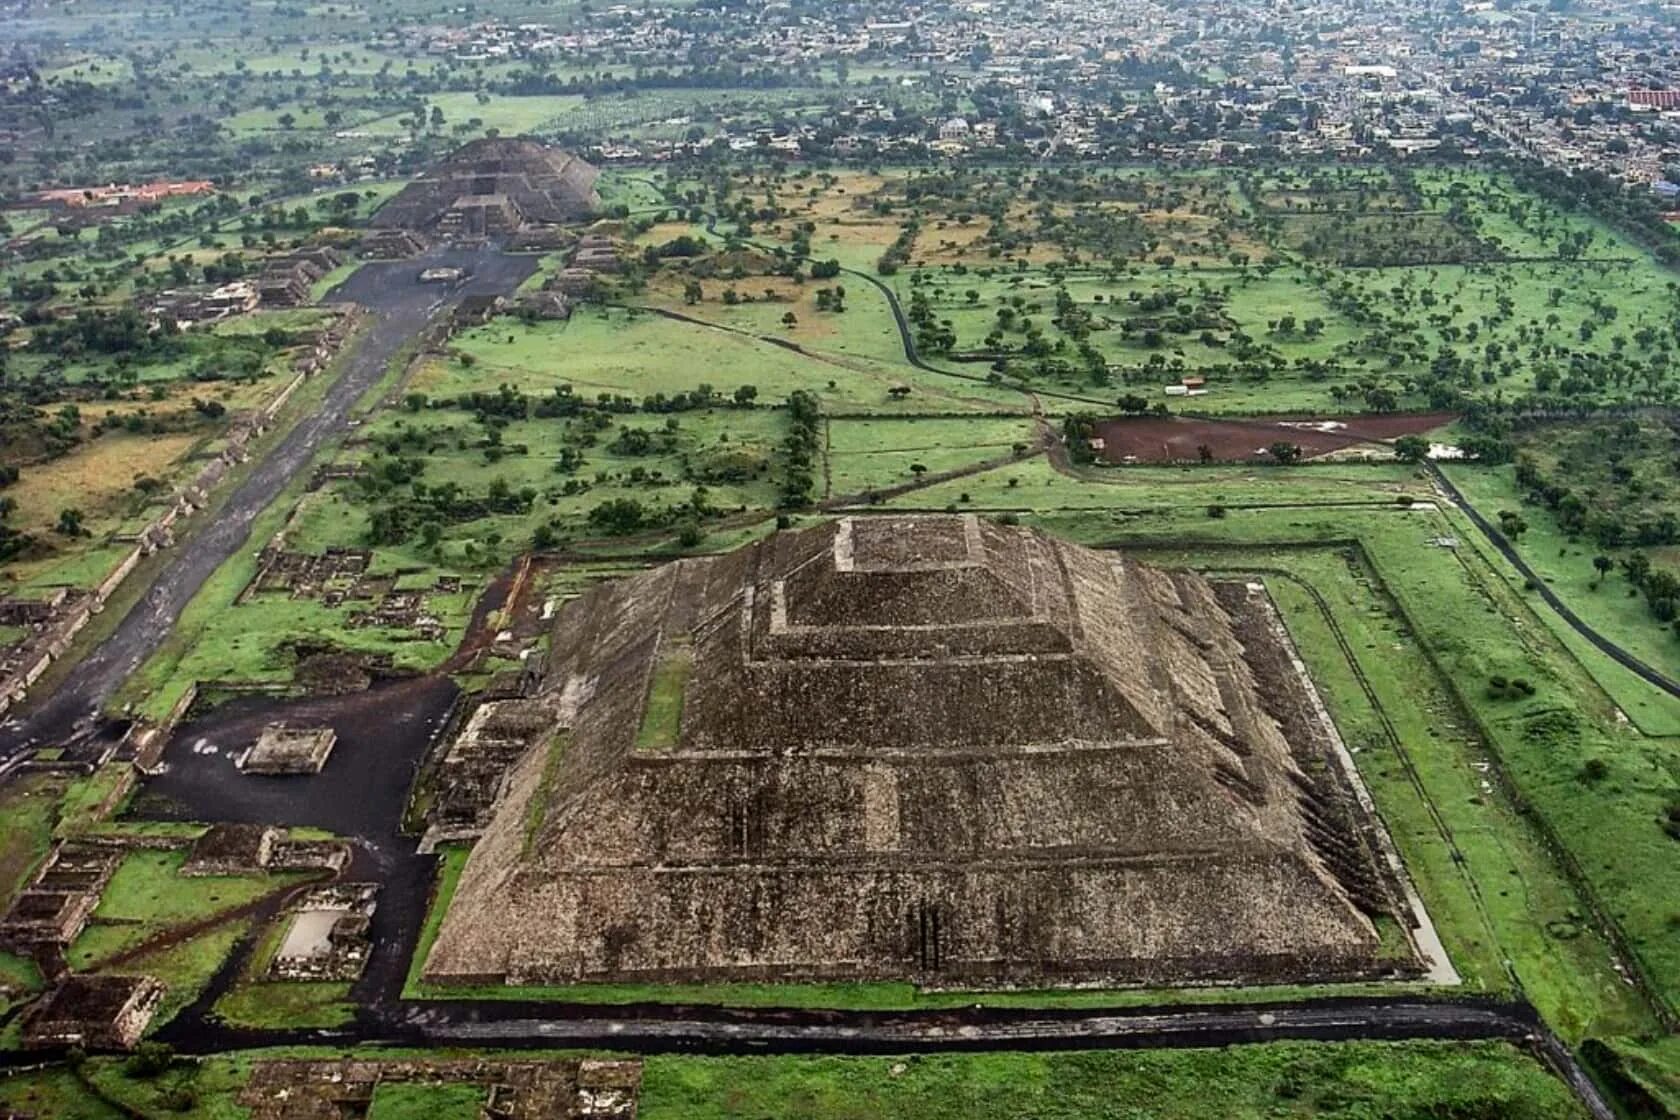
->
370;138;599;231
423;515;1418;988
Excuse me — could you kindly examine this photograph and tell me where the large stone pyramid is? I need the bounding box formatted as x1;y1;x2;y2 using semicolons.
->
423;515;1418;989
371;138;599;232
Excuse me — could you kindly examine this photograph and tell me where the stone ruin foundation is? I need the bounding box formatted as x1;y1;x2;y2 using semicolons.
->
238;1057;640;1120
239;725;337;775
268;884;378;981
22;974;164;1051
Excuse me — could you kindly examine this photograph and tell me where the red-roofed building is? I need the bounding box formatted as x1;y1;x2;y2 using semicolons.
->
1628;90;1680;111
33;180;214;211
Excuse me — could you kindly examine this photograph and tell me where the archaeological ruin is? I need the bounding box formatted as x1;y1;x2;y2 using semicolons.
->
370;138;600;237
422;514;1426;991
239;724;338;775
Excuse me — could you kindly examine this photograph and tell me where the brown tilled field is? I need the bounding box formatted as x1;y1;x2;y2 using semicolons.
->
1095;412;1455;464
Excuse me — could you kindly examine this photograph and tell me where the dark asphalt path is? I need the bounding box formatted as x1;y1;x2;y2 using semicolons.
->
1428;463;1680;702
0;245;535;759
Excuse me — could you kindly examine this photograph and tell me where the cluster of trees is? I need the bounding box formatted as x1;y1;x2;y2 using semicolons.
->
906;286;955;355
0;462;28;561
584;485;715;539
29;308;182;359
363;472;537;548
1061;412;1101;465
1508;434;1680;632
1513;449;1679;551
876;222;917;276
427;380;762;423
779;390;820;507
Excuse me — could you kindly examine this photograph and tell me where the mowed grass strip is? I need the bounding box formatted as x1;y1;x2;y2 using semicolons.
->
636;640;692;750
637;1043;1589;1120
367;1081;487;1120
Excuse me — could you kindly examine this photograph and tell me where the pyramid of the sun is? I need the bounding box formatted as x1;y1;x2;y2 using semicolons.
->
423;515;1416;988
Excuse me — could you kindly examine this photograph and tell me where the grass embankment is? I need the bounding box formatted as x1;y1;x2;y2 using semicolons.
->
0;1040;1588;1119
637;1043;1587;1120
1443;459;1680;736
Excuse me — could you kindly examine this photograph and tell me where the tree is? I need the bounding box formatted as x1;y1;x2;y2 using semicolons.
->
1393;434;1429;463
683;280;703;305
1624;552;1652;585
732;385;758;407
55;508;83;536
126;1041;174;1078
781;311;798;329
1593;554;1615;581
1268;441;1302;465
1498;510;1528;541
586;497;648;535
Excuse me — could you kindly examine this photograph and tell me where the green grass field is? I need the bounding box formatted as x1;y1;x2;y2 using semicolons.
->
637;1043;1587;1120
0;1041;1580;1119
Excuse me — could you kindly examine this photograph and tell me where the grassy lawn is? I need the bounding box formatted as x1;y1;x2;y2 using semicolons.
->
0;1068;124;1120
210;914;356;1030
0;774;68;908
368;1081;487;1120
92;850;281;927
638;1043;1588;1119
0;1041;1582;1118
420;308;1027;415
109;920;252;1030
635;642;691;749
823;415;1039;498
1442;454;1680;735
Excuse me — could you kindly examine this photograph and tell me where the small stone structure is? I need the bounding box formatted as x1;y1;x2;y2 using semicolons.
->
238;1057;640;1120
453;293;505;328
0;841;124;965
179;824;348;877
23;975;165;1051
268;838;352;874
422;698;554;846
569;233;621;273
358;228;428;259
239;725;337;775
547;268;599;297
181;824;279;876
517;290;571;320
258;246;343;308
269;884;378;981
